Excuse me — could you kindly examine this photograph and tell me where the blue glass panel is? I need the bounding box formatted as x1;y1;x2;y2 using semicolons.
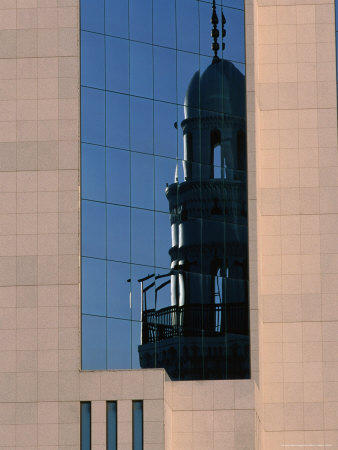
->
106;147;130;206
106;36;129;94
107;261;131;319
222;8;245;63
107;402;117;450
130;264;155;320
107;318;131;369
81;143;105;201
107;204;130;262
106;0;128;38
154;156;177;212
129;0;152;44
131;320;141;369
130;97;153;154
177;51;200;107
131;208;154;266
81;87;105;146
223;0;244;8
106;91;129;149
81;0;104;33
154;102;177;159
131;152;154;210
132;401;143;450
154;46;177;103
81;31;105;89
82;200;106;258
82;257;106;316
176;0;199;54
153;0;176;48
82;315;106;370
130;42;153;98
80;402;91;450
155;212;172;269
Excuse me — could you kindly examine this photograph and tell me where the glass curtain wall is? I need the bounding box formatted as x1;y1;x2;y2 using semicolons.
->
80;0;248;380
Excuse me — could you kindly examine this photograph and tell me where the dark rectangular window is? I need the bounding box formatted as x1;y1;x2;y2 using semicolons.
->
106;401;117;450
132;401;143;450
80;402;91;450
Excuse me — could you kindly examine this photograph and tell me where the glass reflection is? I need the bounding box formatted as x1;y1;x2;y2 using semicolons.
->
131;209;154;266
107;318;131;369
107;204;130;262
154;102;177;159
131;321;142;368
129;0;152;44
177;51;200;106
155;156;178;213
81;143;105;201
82;200;106;258
130;97;153;154
155;212;172;269
154;46;177;103
131;152;154;210
82;257;106;316
81;87;105;145
176;0;199;53
82;314;106;370
106;91;129;149
130;42;153;98
81;0;249;380
107;261;131;319
106;36;129;94
153;0;176;48
106;147;130;206
81;31;105;89
105;0;128;38
81;0;104;33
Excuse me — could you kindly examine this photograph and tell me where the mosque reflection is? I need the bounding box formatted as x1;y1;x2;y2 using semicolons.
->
137;2;249;380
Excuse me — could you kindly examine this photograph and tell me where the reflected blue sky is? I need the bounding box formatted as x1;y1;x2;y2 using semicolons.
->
81;0;248;372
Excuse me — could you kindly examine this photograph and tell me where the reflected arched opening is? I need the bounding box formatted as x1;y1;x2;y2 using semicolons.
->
210;129;221;178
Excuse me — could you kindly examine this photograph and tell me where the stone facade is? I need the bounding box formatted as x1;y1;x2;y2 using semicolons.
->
0;0;337;449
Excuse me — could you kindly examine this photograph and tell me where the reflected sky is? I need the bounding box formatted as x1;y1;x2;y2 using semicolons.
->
80;0;248;375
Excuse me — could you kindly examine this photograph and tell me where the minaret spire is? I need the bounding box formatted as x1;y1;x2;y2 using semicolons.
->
211;1;226;64
222;10;226;52
211;0;220;64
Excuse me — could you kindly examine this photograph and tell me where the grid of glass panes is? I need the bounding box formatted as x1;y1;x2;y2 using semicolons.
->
81;0;247;373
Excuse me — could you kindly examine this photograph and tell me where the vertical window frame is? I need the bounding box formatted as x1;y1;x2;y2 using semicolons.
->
80;401;91;450
132;400;143;450
106;401;118;450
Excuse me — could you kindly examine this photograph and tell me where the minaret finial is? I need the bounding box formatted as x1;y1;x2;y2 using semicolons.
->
211;0;220;64
222;10;226;52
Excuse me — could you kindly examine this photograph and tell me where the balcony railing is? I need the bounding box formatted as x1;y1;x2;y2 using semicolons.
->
141;302;248;344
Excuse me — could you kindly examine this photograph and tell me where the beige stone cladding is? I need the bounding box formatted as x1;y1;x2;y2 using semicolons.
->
253;0;338;448
0;1;80;448
165;378;255;450
76;370;255;450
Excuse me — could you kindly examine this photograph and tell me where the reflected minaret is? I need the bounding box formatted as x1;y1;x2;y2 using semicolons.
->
139;2;249;380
